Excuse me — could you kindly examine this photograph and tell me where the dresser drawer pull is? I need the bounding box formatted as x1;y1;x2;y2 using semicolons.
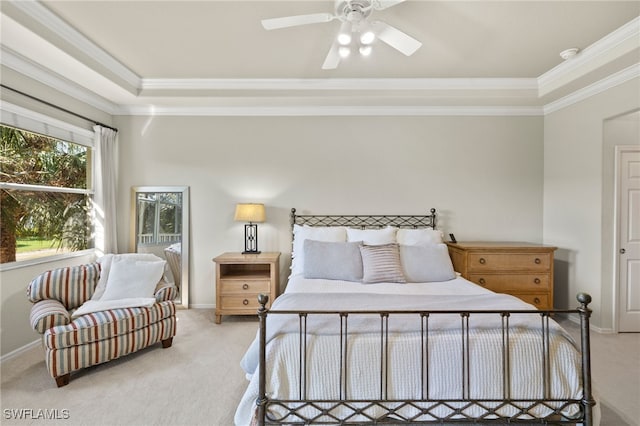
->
479;258;486;264
534;258;541;264
534;297;541;305
478;278;486;285
243;299;249;306
242;283;249;290
534;278;541;284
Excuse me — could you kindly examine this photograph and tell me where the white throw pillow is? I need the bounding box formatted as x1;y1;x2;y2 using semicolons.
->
100;257;166;301
303;240;363;281
347;226;397;245
93;253;162;300
400;243;456;282
396;228;444;246
291;225;347;276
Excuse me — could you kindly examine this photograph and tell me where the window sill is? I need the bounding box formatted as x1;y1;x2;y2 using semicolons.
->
0;249;96;272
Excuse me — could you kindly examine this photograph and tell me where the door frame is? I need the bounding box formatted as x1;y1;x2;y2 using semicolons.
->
613;144;640;332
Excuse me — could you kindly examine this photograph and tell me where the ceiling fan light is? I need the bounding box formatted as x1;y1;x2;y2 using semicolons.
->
338;46;351;58
360;31;375;45
338;32;352;45
359;45;372;56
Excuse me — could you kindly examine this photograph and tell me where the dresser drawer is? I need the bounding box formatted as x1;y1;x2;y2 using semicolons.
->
219;295;264;310
468;273;550;291
467;253;551;272
512;293;550;309
219;279;270;295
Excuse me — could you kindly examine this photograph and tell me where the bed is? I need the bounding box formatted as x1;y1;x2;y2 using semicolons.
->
235;209;595;425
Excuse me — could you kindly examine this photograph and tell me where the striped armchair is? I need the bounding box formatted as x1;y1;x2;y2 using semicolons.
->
27;262;177;387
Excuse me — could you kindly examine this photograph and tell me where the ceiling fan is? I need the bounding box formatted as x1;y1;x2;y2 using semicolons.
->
261;0;422;69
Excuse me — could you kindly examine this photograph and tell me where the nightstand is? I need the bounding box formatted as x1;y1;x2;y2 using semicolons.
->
446;242;557;310
213;252;280;324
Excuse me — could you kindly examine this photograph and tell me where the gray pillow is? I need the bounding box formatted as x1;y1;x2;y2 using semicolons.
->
400;244;456;282
303;240;363;281
360;243;406;284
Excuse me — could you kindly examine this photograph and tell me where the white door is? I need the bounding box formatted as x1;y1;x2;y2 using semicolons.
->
617;146;640;332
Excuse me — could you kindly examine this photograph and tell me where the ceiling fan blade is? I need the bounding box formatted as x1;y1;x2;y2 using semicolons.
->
261;13;334;30
372;20;422;56
322;40;341;70
372;0;406;10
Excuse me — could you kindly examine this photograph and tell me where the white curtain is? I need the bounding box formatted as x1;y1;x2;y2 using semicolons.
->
93;125;118;254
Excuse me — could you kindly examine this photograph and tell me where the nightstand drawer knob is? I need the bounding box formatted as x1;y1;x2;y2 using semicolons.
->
534;258;541;264
478;278;486;285
479;258;486;264
534;278;541;284
534;297;541;305
243;299;249;306
242;283;249;290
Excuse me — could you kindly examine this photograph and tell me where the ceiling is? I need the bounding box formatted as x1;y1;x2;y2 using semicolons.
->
1;1;639;115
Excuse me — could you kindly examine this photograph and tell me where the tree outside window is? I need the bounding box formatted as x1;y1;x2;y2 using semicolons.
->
0;125;93;264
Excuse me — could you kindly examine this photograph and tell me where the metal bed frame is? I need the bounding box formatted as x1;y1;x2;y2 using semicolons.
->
254;209;595;425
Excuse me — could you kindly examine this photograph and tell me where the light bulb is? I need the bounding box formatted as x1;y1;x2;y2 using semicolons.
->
338;46;351;58
359;45;372;56
360;31;375;45
337;32;352;45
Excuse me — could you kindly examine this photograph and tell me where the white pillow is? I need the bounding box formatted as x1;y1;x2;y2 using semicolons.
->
303;240;363;281
347;226;397;245
396;228;443;246
400;243;456;282
100;257;166;301
93;253;162;301
291;225;347;276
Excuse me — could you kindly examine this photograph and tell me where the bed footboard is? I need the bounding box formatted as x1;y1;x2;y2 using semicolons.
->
255;293;595;425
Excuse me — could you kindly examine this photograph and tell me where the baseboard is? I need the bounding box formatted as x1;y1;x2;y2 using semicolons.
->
560;312;615;334
188;304;215;309
0;339;41;364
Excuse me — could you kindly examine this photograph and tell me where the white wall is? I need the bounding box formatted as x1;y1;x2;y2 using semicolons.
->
543;77;640;331
114;114;545;307
0;254;95;359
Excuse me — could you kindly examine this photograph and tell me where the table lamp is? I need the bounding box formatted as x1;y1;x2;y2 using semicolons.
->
234;203;266;254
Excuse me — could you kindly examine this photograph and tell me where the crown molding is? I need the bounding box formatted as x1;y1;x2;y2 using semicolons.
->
140;77;538;92
117;104;543;117
0;46;119;115
538;16;640;97
544;63;640;115
7;0;141;90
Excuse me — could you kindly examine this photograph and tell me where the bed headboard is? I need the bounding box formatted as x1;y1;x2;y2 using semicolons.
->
290;208;437;230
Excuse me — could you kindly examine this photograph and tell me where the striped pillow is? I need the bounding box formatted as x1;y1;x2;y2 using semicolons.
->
359;243;406;284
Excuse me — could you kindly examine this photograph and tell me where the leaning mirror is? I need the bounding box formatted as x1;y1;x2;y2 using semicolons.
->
130;186;189;308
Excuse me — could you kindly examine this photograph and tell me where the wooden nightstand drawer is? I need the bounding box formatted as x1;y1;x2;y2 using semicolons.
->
219;295;264;310
467;253;552;272
219;279;271;295
468;273;550;291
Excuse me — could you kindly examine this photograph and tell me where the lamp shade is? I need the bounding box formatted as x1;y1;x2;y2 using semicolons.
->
234;203;266;223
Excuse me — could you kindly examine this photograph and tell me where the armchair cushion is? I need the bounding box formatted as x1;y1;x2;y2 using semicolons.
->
45;301;175;350
30;299;71;334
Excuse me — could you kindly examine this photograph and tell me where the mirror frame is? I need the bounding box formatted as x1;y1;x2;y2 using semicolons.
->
130;186;190;309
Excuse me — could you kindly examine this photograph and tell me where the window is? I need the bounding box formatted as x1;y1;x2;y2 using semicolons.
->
0;125;93;264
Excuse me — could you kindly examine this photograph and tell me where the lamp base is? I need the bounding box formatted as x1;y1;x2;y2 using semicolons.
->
242;250;261;255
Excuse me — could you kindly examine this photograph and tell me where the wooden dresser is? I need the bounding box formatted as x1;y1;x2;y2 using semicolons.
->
446;242;557;309
213;252;280;324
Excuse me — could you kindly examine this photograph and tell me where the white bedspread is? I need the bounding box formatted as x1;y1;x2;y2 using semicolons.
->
235;276;585;425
